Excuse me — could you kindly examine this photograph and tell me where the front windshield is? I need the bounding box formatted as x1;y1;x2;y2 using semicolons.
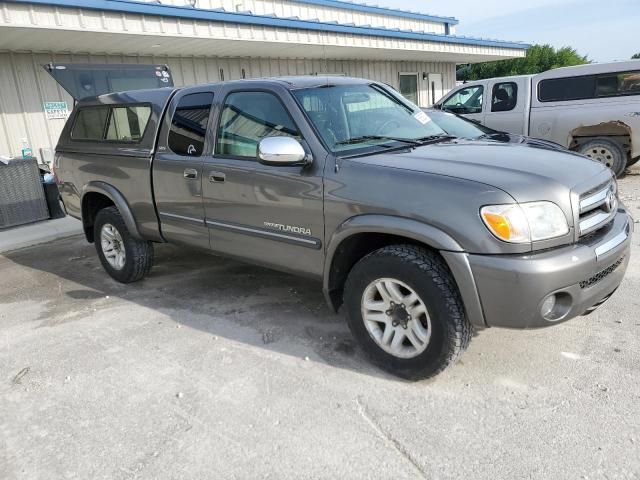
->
425;109;493;138
292;83;446;154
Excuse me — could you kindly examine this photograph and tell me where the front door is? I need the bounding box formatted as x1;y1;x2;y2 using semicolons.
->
202;86;326;278
153;88;215;249
427;73;444;106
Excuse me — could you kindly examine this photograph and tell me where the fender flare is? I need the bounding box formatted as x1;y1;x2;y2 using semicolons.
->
81;181;143;240
322;214;487;327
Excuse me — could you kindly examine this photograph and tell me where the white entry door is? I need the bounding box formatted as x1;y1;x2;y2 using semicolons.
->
428;73;444;106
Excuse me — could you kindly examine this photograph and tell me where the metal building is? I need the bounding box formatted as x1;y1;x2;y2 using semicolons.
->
0;0;528;158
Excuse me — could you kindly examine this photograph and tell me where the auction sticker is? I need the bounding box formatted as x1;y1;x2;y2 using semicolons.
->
413;111;431;124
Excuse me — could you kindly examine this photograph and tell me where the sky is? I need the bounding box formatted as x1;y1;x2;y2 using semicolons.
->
374;0;639;62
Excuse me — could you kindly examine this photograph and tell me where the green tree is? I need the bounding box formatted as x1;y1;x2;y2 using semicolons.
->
632;52;640;59
458;44;589;81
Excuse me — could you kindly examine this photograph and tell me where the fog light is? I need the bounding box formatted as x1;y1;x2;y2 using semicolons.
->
541;292;572;321
541;295;556;318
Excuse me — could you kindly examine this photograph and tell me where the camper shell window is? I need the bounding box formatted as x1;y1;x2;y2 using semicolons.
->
71;104;152;143
539;70;640;102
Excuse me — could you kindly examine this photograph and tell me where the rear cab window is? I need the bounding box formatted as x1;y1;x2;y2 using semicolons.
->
71;104;151;142
167;92;214;157
491;82;518;112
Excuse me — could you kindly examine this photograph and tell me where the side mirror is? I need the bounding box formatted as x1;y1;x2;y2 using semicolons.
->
258;137;311;166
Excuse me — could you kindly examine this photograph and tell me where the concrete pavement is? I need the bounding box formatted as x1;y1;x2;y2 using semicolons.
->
0;216;82;253
1;175;639;479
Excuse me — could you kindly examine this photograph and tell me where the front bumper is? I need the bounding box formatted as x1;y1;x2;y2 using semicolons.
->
467;207;633;329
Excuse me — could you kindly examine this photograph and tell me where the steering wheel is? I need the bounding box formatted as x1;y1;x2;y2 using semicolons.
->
375;118;401;135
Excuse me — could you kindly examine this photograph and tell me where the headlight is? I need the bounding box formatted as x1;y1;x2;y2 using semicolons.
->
481;201;569;243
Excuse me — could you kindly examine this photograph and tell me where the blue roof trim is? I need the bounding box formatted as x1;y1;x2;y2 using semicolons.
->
8;0;529;50
277;0;459;25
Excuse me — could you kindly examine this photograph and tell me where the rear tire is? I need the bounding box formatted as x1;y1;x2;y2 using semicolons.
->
577;138;627;177
343;245;472;380
94;206;154;283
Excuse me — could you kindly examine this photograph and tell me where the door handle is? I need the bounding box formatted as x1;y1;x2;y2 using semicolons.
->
184;168;198;179
208;171;226;183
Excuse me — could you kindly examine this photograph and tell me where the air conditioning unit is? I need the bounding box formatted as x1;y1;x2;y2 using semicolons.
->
0;158;49;229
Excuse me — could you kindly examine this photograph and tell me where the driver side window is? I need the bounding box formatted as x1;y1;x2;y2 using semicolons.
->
443;85;484;114
216;91;300;159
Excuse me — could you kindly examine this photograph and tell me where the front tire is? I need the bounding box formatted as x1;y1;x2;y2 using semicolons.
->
344;245;472;380
94;206;154;283
577;138;627;177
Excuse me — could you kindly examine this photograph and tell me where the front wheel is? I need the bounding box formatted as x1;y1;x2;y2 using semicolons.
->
94;206;154;283
577;138;627;177
343;245;472;380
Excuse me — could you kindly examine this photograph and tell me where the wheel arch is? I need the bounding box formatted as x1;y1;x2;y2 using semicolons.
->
81;182;143;242
322;215;487;327
568;122;632;161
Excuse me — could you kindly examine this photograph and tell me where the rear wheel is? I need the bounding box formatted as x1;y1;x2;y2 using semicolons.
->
344;245;472;380
577;138;627;177
94;206;154;283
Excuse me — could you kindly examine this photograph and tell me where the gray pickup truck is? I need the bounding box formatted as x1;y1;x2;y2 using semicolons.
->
54;76;633;379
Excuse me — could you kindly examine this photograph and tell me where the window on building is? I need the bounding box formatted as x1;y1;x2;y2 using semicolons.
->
168;92;214;156
105;106;151;142
399;73;419;105
442;85;484;114
216;91;300;158
491;82;518;112
71;107;110;140
539;70;640;102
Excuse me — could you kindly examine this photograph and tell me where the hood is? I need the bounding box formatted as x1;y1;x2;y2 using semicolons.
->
352;138;610;205
478;132;565;150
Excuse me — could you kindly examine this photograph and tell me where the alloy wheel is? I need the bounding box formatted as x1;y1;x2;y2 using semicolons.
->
100;223;126;270
361;278;431;359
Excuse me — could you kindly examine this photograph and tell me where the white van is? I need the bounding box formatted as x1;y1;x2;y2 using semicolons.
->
434;61;640;176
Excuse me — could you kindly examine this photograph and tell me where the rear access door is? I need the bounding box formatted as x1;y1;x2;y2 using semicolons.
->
483;77;529;134
153;86;217;249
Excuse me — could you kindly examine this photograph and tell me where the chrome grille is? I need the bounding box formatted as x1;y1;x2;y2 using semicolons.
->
578;180;617;237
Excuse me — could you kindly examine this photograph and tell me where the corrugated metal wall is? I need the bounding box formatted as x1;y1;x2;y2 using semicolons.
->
136;0;450;33
0;51;455;158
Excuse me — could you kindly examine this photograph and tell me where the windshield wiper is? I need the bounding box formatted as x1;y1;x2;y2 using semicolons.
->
335;135;422;147
414;134;456;144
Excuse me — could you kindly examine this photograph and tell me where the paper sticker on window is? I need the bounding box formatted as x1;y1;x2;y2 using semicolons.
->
413;111;431;124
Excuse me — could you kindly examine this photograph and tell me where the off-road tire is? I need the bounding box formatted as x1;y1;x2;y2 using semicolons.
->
94;206;154;283
577;138;627;177
344;245;473;380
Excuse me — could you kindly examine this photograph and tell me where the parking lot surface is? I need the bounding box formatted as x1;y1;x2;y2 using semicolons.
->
2;173;640;480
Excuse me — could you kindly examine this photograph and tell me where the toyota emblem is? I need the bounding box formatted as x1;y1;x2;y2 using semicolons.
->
604;190;616;212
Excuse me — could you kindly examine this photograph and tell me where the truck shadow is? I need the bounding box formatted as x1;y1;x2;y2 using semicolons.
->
4;235;392;380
